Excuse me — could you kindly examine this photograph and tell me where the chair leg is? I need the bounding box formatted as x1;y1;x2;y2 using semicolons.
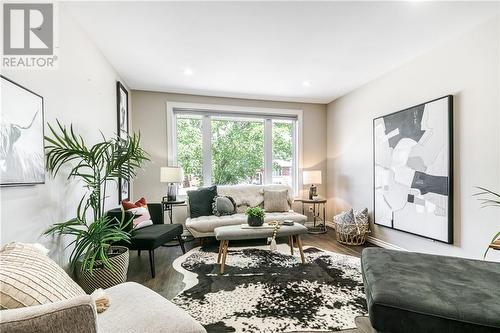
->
138;250;141;256
178;235;186;254
149;249;155;278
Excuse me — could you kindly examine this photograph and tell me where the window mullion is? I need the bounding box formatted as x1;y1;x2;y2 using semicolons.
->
264;118;273;185
292;121;298;195
202;115;212;186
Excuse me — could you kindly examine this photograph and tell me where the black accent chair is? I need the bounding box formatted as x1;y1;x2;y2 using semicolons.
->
107;203;185;278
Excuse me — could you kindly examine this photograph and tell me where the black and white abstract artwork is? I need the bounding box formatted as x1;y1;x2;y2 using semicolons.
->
172;244;367;333
373;95;453;243
0;76;45;186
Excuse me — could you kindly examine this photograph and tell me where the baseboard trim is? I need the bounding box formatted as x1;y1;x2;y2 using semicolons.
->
325;221;336;229
367;236;407;251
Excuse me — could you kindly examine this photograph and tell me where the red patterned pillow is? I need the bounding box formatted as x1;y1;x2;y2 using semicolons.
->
121;198;152;229
121;197;147;210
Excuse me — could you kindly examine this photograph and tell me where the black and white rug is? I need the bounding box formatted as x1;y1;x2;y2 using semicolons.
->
172;243;367;332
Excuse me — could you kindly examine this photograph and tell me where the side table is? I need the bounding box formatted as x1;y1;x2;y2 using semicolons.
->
161;197;186;224
297;198;327;234
160;197;193;247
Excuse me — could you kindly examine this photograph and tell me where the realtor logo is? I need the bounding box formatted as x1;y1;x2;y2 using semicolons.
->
3;3;57;69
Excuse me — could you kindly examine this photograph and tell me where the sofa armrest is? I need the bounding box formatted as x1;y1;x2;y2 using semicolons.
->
0;295;98;333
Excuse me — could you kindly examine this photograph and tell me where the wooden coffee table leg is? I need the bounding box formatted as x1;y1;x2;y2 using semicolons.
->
220;240;229;274
296;235;305;264
288;235;294;255
217;240;224;264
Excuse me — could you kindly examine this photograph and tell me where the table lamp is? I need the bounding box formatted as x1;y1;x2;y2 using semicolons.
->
303;170;322;200
160;167;184;201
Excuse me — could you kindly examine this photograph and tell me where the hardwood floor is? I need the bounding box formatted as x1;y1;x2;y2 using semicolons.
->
126;227;377;300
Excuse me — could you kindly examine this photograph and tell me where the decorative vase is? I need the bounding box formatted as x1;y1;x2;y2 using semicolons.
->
248;215;264;227
75;246;129;293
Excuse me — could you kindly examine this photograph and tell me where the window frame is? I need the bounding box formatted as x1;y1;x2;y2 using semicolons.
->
166;101;303;196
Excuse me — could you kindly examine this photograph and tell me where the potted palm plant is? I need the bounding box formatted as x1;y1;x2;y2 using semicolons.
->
44;121;149;292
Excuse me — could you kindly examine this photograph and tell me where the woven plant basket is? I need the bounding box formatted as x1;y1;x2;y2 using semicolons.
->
75;246;129;293
334;214;371;246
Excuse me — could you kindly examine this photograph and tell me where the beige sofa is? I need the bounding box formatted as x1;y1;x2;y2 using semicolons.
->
0;282;206;333
186;184;307;238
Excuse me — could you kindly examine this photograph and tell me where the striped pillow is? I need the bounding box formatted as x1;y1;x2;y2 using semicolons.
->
0;242;86;309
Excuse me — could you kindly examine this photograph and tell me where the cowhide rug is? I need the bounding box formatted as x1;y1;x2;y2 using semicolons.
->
172;243;367;333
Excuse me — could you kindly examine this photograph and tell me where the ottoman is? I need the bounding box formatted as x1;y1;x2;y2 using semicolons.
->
214;223;308;274
361;248;500;333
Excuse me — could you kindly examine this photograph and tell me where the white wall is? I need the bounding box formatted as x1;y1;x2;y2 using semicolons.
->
0;5;123;264
326;18;500;260
131;91;327;224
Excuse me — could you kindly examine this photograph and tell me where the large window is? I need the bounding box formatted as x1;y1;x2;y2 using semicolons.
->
173;109;298;194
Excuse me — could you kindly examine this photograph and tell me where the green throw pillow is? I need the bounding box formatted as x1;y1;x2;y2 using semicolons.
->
188;186;217;218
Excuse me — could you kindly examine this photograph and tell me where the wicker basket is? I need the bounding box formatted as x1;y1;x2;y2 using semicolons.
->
75;246;129;293
334;212;370;246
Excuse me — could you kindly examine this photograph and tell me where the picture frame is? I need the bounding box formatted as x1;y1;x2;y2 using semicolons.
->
116;81;129;141
116;81;130;202
0;75;45;186
373;95;453;244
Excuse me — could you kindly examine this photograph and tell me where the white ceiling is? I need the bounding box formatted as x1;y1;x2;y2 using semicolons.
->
66;1;498;104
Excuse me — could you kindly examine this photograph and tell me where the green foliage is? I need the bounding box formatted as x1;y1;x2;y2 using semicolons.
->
474;186;500;258
211;119;264;185
272;122;293;172
43;121;149;273
245;207;265;219
177;117;203;185
176;117;293;186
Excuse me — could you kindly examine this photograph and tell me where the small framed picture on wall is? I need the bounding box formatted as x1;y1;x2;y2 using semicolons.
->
116;81;130;202
119;177;130;203
116;81;129;141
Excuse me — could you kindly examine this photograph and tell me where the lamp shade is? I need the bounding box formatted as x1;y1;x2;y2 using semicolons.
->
160;167;183;183
303;170;322;185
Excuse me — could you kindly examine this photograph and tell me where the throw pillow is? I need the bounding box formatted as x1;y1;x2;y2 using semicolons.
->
212;196;236;216
334;209;355;225
121;197;147;210
355;208;369;223
121;198;153;229
187;186;217;218
263;189;289;212
0;243;86;309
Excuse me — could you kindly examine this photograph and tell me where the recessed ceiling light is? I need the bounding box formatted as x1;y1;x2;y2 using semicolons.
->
302;80;311;87
183;67;194;76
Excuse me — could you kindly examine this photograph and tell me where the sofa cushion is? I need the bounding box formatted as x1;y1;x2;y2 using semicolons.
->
0;294;98;333
0;243;86;309
124;224;183;250
215;223;307;241
186;212;307;236
187;186;217;218
362;248;500;333
217;184;294;212
99;282;206;333
212;195;236;216
217;184;264;208
263;189;289;212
